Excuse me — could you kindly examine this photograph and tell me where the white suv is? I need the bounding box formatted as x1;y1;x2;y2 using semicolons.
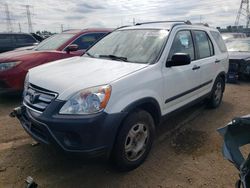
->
14;21;228;171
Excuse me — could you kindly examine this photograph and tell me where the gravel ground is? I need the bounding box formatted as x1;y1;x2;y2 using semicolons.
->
0;82;250;188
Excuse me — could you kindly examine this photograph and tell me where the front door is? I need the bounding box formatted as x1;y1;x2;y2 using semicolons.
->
162;30;201;115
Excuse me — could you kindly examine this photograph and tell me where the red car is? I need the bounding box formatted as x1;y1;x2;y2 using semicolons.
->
0;28;112;93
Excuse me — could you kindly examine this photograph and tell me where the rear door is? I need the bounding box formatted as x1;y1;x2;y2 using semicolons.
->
191;30;216;93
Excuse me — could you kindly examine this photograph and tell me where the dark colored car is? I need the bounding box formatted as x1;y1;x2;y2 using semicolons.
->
0;28;112;93
0;33;38;53
226;38;250;81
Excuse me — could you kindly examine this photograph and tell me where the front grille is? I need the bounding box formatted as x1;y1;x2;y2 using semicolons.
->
229;59;249;74
23;84;57;113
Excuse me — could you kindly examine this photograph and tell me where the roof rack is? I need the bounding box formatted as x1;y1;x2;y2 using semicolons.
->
192;23;209;27
115;25;132;30
135;20;192;25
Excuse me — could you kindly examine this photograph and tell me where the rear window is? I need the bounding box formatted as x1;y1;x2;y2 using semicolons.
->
211;31;227;53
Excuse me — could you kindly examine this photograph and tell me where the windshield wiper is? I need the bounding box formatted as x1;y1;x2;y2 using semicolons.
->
99;54;128;62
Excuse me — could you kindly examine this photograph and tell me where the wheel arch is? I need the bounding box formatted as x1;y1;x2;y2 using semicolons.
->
121;97;162;127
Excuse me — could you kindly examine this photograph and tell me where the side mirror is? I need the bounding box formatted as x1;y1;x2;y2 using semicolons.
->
65;44;79;53
166;53;191;67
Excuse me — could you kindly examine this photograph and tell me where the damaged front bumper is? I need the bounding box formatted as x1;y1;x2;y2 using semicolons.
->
11;105;126;157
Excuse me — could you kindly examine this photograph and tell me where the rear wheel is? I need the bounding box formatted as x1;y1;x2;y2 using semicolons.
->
112;109;155;171
207;77;224;108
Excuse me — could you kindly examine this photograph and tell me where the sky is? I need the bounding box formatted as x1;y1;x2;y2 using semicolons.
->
0;0;244;33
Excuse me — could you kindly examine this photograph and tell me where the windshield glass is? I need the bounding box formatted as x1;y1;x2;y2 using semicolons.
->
34;33;74;51
87;29;169;64
226;39;250;52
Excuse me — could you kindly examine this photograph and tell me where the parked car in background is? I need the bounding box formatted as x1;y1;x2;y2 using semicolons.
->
0;33;38;53
0;28;112;93
226;38;250;81
221;32;247;41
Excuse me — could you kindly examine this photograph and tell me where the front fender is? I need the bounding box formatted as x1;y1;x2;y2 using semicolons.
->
105;88;163;114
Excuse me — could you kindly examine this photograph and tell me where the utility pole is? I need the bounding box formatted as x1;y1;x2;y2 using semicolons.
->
25;5;33;33
133;18;136;25
61;24;63;32
4;3;12;32
18;23;21;32
235;0;250;28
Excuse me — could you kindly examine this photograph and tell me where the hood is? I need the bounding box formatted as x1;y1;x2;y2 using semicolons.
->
29;56;148;100
229;51;250;60
13;46;36;51
0;49;59;62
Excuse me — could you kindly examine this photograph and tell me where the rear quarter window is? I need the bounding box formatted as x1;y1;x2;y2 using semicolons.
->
210;31;227;53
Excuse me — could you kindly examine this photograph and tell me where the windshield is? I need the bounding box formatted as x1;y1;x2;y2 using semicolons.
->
226;39;250;52
87;29;169;64
34;33;74;51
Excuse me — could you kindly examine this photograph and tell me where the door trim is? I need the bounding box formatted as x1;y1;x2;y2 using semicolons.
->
165;79;213;103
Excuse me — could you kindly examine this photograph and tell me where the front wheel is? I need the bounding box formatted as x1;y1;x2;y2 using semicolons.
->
207;77;224;108
112;109;155;171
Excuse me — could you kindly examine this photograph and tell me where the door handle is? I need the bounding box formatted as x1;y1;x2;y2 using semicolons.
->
215;59;220;63
192;65;200;70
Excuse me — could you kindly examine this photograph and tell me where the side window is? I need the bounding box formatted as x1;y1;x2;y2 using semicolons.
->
210;31;227;53
168;30;195;61
194;31;214;59
15;34;36;44
72;33;107;50
0;35;13;46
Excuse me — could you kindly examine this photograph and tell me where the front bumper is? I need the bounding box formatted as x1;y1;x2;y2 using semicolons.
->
0;68;26;93
0;80;14;94
14;103;126;156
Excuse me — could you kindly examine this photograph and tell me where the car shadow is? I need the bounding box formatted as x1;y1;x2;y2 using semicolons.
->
0;92;22;106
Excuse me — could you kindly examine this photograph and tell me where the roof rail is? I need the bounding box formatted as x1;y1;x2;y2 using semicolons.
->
116;25;132;30
135;20;192;25
192;23;209;27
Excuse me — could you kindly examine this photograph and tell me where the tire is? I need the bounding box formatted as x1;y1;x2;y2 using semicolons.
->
112;109;155;171
207;76;224;108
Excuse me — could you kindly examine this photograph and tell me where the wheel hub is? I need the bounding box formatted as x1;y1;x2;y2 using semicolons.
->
214;82;222;103
125;123;149;161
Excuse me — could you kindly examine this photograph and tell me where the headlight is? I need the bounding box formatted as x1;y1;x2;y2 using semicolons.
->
59;85;112;114
0;61;21;71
